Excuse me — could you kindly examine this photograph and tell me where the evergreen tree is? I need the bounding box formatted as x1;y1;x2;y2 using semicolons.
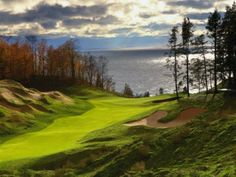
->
190;58;204;93
181;17;193;97
123;83;133;97
206;9;222;92
192;34;209;93
222;3;236;88
167;25;181;99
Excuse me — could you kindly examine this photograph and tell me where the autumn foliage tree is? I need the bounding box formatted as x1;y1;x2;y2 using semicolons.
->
0;38;114;91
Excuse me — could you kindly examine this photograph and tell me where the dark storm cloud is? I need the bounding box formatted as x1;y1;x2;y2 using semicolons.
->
0;2;108;28
62;15;119;27
167;0;215;9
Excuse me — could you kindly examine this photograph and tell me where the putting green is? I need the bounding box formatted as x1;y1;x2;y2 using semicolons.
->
0;95;165;165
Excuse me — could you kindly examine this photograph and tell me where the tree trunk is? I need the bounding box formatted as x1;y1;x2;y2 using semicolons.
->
71;57;75;81
186;54;190;97
214;36;218;93
174;51;179;99
203;52;208;93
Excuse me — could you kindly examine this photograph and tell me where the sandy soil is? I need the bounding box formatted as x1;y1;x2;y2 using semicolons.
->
125;108;206;128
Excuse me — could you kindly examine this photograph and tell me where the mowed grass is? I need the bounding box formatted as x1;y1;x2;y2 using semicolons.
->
0;89;176;168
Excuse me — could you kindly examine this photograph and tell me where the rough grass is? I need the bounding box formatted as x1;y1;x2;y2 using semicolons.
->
0;86;175;170
25;93;236;177
0;85;235;177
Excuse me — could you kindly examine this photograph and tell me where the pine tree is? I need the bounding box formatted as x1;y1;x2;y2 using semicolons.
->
222;3;236;88
181;17;193;97
190;58;204;93
206;9;222;92
123;83;133;97
167;25;180;99
193;34;209;93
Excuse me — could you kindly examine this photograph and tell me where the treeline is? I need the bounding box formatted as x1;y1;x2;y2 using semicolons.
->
0;37;115;91
167;2;236;98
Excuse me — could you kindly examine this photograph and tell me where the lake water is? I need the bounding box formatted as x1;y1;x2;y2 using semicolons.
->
87;49;173;96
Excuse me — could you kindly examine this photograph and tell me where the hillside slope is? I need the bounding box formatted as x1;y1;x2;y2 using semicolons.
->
0;80;90;139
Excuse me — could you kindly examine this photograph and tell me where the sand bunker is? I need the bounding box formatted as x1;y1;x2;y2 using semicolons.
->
125;108;206;128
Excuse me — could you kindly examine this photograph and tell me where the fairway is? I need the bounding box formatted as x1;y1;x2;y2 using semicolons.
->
0;95;165;166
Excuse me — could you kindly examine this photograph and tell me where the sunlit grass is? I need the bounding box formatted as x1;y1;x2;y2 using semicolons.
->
0;87;176;168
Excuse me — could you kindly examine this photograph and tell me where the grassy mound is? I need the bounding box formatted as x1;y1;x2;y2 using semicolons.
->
0;80;90;139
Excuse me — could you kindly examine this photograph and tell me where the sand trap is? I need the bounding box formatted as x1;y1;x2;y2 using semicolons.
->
125;108;206;128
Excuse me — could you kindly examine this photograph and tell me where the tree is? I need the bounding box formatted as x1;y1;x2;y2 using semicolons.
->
37;39;48;76
85;55;97;86
167;25;181;99
25;35;38;74
63;39;77;81
0;36;115;91
123;83;133;97
181;17;194;97
97;56;108;89
206;9;222;92
190;58;204;93
192;34;209;93
221;3;236;88
104;77;115;92
0;39;7;79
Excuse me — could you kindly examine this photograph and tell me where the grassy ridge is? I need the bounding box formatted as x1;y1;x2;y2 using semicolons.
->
0;81;94;147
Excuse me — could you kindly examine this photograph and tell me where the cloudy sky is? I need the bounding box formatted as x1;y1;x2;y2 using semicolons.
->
0;0;235;50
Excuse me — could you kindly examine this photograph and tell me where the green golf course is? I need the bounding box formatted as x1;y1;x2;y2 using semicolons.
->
0;83;236;177
0;88;176;168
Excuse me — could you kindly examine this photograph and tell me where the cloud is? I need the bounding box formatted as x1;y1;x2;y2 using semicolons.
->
186;11;225;20
97;15;119;25
167;0;215;9
143;23;173;31
110;27;132;33
139;13;153;18
0;0;234;45
0;0;19;4
40;21;57;29
162;10;178;15
0;2;108;27
62;15;119;27
186;12;210;20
